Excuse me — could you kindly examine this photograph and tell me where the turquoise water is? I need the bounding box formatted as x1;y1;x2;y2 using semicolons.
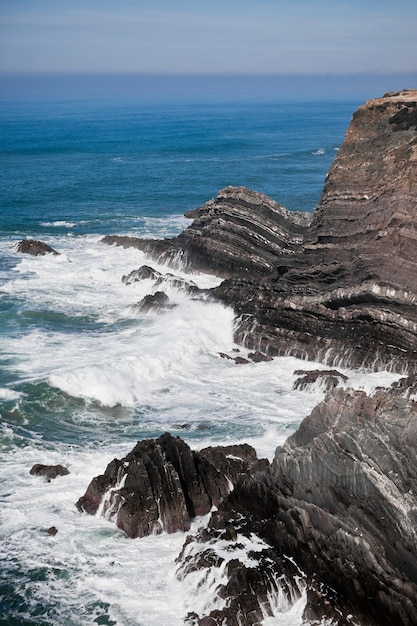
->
2;97;381;626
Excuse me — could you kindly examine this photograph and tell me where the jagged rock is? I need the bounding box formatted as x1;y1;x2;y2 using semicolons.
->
102;187;311;278
76;433;267;539
178;388;417;625
122;265;200;294
30;464;69;479
268;387;417;625
292;368;348;391
103;91;417;371
132;291;175;313
122;265;161;283
247;351;273;363
16;239;59;256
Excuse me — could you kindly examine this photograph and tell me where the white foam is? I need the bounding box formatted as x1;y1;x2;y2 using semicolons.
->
40;221;76;228
0;387;21;401
0;442;190;626
0;232;406;625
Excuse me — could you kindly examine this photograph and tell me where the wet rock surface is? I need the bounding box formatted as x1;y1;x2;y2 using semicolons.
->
76;433;267;539
30;464;70;480
176;388;417;626
292;368;348;391
132;290;175;313
103;90;417;371
16;239;59;256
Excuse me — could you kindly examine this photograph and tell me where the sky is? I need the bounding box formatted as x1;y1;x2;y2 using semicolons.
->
0;0;416;98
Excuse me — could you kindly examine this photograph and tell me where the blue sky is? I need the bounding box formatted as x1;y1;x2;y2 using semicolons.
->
1;0;417;75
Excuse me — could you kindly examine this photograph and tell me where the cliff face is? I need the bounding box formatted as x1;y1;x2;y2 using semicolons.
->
79;387;417;626
214;90;417;370
103;90;417;371
174;387;417;626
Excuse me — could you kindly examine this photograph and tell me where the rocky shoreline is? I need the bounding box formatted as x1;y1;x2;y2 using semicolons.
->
24;91;417;624
103;90;417;372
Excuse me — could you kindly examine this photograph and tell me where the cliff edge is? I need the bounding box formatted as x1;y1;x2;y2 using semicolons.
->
103;90;417;371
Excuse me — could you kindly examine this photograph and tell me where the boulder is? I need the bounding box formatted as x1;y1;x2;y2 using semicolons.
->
76;433;267;539
30;464;69;479
132;291;175;313
16;239;59;256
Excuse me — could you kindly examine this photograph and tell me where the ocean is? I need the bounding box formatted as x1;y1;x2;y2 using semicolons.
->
0;97;401;626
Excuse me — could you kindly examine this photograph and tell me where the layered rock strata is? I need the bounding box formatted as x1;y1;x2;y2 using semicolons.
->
176;387;417;626
76;433;268;538
78;387;417;625
103;90;417;370
102;186;311;278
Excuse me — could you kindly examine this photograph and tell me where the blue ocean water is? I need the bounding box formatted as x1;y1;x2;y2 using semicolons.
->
1;97;398;626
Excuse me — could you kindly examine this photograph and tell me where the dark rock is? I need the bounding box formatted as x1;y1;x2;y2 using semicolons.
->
122;265;200;295
247;351;273;363
76;433;267;539
46;526;58;536
234;356;249;365
30;464;69;480
122;265;161;283
292;368;348;391
132;291;175;313
16;239;59;256
103;91;417;371
176;479;305;626
179;388;417;625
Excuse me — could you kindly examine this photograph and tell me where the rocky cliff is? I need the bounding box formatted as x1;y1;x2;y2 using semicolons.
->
174;386;417;626
103;90;417;371
78;386;417;625
90;92;417;624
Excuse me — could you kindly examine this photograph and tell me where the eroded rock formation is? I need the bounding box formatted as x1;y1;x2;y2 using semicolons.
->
16;239;59;256
176;387;417;626
76;433;268;538
103;90;417;371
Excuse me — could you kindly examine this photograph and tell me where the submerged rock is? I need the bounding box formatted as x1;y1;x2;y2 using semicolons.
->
292;368;348;391
16;239;59;256
123;265;200;294
132;290;175;313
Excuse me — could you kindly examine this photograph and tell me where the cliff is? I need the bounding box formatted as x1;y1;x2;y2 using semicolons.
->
103;90;417;371
77;386;417;625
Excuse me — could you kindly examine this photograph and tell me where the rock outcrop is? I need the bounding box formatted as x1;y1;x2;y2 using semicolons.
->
176;387;417;626
30;463;69;480
103;90;417;371
16;239;59;256
102;186;311;278
76;433;268;538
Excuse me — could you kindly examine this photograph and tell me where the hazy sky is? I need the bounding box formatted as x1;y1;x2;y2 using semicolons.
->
1;0;417;75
